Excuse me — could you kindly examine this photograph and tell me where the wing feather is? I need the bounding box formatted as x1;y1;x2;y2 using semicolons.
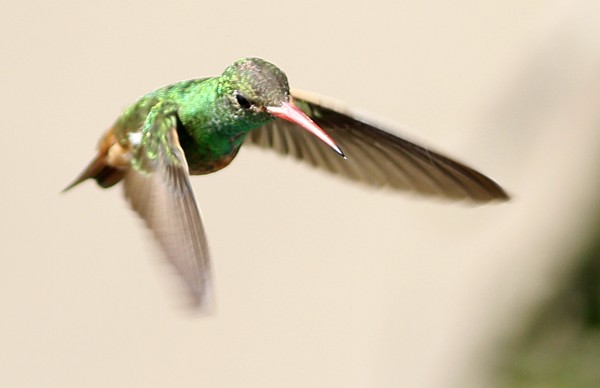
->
245;89;508;202
124;102;212;309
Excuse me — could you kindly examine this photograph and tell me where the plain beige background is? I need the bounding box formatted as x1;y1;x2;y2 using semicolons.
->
2;0;600;387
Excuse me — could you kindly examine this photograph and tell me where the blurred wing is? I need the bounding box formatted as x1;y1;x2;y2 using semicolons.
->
123;102;212;309
246;89;508;202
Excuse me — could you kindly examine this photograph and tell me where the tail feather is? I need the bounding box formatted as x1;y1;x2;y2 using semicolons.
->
63;153;125;192
63;128;127;192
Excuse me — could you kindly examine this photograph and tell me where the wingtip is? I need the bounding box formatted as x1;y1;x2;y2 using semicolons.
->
494;189;511;202
184;281;216;316
485;178;512;202
498;188;511;201
471;185;511;203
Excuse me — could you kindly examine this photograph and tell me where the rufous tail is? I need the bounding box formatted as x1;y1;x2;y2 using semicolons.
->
63;154;125;192
63;130;126;192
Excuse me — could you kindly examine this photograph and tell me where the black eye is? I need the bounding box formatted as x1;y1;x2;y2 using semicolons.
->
234;92;253;109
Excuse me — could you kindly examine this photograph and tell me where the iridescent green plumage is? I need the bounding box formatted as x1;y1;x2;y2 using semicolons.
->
115;58;290;176
65;57;508;309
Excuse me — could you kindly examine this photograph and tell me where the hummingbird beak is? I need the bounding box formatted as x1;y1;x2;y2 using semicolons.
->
267;101;345;158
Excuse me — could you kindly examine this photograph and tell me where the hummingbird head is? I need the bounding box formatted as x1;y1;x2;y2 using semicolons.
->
220;57;290;118
220;57;344;157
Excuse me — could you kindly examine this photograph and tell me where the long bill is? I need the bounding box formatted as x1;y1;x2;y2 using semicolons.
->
267;101;346;158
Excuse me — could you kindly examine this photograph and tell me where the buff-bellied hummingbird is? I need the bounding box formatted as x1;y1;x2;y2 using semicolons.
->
65;57;509;309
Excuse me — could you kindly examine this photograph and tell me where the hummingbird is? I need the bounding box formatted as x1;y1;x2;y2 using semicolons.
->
65;57;509;309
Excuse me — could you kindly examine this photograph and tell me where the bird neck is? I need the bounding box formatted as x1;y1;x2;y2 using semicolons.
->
174;78;273;166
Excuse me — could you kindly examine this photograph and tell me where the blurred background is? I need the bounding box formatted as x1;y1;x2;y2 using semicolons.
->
1;0;599;386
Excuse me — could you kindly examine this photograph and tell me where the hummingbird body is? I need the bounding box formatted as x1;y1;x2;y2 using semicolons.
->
110;77;247;177
96;59;288;184
65;57;509;309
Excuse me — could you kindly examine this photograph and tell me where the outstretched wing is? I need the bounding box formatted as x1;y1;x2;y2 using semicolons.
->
123;101;212;309
246;89;508;202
